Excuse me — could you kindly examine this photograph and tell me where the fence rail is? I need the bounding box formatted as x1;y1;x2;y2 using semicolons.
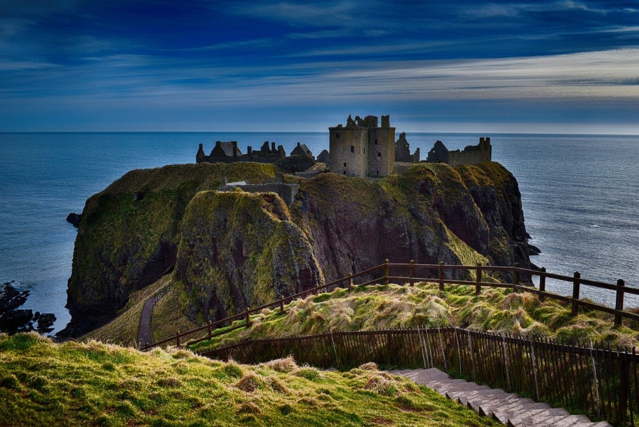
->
200;327;639;426
141;260;639;351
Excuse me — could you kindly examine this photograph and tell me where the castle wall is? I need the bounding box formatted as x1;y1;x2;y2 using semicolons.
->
329;127;368;177
368;127;395;176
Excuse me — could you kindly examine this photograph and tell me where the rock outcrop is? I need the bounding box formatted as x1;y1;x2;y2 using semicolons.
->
62;160;532;337
290;162;530;283
175;191;323;322
62;162;279;337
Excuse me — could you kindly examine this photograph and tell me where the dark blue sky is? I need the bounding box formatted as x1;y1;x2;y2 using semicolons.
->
1;0;638;133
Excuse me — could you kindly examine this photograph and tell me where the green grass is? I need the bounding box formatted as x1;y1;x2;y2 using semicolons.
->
82;275;173;346
0;333;499;426
191;282;639;354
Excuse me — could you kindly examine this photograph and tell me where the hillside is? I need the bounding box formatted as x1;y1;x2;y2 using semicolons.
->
0;333;499;426
190;282;639;354
64;160;534;338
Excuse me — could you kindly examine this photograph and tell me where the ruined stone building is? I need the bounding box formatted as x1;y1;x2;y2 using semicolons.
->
290;142;313;158
395;132;420;163
196;140;286;164
329;114;395;177
427;137;492;166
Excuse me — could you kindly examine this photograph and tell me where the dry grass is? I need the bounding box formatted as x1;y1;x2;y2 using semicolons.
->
192;281;639;354
0;333;500;426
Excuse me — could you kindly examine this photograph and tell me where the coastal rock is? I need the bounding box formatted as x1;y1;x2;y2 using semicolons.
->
62;160;533;337
62;162;279;337
0;283;56;334
175;190;323;321
66;212;82;228
290;162;531;283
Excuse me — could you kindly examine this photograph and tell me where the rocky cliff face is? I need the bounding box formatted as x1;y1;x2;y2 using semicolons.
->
62;163;279;337
62;160;532;337
175;190;323;323
289;162;530;283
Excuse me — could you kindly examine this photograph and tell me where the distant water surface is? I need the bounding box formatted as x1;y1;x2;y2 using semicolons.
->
0;132;637;333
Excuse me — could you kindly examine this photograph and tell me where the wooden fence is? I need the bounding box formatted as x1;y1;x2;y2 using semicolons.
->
199;327;639;426
141;261;639;351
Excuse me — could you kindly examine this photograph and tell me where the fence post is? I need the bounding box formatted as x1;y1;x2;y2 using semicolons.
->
539;267;546;301
572;272;581;316
176;331;180;347
245;310;250;328
348;273;353;290
619;350;629;425
384;259;390;286
409;260;414;287
615;279;625;326
280;298;285;313
475;264;482;296
439;261;444;291
208;322;212;340
513;263;520;293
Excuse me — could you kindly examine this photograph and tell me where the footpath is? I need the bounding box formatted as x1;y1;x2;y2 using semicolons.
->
137;293;163;349
390;368;611;427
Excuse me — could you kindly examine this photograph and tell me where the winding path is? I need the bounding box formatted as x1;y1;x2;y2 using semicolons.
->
138;293;162;349
390;368;611;427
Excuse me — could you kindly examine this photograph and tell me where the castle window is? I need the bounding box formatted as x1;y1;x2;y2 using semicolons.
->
378;152;381;158
350;145;354;153
375;139;378;145
344;163;346;167
336;133;340;139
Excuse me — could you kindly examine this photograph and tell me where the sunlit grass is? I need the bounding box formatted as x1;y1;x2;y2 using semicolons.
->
0;333;499;426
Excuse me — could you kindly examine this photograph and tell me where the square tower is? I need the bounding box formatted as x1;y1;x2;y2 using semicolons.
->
329;114;395;177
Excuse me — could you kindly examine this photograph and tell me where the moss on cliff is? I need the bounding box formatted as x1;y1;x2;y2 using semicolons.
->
66;160;532;338
65;163;279;335
174;190;323;324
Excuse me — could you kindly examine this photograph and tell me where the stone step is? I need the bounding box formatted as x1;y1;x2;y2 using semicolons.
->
389;368;610;427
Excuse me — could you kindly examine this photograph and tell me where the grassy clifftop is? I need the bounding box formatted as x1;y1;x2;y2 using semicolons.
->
191;282;639;354
0;333;498;426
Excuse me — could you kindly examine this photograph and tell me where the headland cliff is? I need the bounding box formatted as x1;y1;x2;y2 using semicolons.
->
60;161;532;337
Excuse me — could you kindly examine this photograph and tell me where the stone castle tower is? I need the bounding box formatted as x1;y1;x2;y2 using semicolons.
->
329;114;395;177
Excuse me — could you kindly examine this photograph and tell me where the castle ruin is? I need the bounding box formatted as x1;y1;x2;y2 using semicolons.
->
427;137;492;166
329;114;395;177
196;140;287;164
395;132;420;163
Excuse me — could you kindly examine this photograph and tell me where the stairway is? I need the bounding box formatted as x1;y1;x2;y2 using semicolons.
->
389;368;611;427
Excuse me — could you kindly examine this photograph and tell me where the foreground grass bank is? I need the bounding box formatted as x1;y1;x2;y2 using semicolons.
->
192;282;639;354
0;333;498;426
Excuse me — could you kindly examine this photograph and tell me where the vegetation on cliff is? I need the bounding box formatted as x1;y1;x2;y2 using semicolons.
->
66;160;532;338
175;190;323;324
190;282;639;354
65;163;279;336
0;333;499;426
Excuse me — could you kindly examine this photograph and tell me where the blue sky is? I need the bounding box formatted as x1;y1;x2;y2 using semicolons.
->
1;0;638;133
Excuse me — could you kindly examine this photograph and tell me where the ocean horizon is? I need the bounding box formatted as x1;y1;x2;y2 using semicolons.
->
1;131;638;334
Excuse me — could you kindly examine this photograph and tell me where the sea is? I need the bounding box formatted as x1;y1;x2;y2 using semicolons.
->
1;132;638;334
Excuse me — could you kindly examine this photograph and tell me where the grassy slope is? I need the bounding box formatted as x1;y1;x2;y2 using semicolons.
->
0;333;498;427
82;275;173;347
192;281;639;354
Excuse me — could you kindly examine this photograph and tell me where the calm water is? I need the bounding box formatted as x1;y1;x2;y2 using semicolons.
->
0;132;638;333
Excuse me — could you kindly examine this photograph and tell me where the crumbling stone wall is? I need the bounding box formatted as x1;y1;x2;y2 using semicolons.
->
427;137;491;166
